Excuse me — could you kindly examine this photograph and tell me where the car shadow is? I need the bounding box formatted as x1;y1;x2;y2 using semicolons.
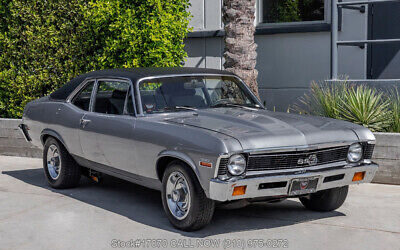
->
2;168;345;237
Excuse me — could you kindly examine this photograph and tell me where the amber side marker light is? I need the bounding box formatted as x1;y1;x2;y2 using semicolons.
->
352;171;365;182
199;161;212;168
232;185;247;196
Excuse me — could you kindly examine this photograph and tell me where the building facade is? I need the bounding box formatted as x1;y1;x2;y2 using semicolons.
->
184;0;400;111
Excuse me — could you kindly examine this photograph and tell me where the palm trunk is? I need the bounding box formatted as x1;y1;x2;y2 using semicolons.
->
222;0;259;97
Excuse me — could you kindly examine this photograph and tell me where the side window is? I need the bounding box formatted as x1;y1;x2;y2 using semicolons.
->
94;80;130;115
72;81;95;111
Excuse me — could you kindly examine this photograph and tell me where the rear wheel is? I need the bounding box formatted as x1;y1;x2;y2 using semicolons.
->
299;186;349;212
43;137;81;189
161;161;215;231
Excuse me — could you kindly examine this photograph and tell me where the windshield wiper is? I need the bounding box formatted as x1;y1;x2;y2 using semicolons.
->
175;106;198;111
164;106;198;112
211;102;263;110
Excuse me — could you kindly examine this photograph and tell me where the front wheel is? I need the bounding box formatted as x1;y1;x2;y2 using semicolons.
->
299;185;349;212
161;161;215;231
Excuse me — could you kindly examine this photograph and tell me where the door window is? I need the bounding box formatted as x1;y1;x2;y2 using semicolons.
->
72;81;95;111
93;80;130;115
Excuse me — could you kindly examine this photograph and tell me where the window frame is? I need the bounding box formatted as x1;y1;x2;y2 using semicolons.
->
135;74;264;117
69;80;96;112
256;0;330;28
67;77;137;117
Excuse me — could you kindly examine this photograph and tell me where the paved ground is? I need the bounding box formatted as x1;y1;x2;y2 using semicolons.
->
0;156;399;250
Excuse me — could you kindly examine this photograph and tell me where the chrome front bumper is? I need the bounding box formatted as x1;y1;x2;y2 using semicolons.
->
209;163;378;202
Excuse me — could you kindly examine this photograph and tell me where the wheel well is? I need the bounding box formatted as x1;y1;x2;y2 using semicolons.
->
156;156;194;181
41;134;50;146
41;134;64;150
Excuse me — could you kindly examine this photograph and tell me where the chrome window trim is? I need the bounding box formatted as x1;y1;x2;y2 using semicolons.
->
66;79;96;112
67;77;137;116
135;73;264;117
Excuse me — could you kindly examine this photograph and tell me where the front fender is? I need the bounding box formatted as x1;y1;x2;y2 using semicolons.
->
155;150;207;189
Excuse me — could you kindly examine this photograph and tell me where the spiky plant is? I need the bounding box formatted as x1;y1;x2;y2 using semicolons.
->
293;81;346;119
388;88;400;133
338;85;391;132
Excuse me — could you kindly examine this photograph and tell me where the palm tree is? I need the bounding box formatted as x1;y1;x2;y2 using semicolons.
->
222;0;259;97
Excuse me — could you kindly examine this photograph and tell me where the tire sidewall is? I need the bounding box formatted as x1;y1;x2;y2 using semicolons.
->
161;162;204;229
43;138;67;187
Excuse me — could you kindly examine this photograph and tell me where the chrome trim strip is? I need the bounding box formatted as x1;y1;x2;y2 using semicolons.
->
243;140;374;155
245;160;347;176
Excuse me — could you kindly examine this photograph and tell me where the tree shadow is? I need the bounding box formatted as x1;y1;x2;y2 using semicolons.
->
2;168;345;237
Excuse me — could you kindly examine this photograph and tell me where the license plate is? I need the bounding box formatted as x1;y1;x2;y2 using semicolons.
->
289;177;320;196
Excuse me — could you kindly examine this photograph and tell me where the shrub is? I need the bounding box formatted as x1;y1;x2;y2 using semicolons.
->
338;85;391;132
294;81;392;132
294;81;345;119
0;0;191;118
388;88;400;133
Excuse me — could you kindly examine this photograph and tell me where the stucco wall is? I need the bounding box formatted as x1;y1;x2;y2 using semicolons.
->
185;0;369;111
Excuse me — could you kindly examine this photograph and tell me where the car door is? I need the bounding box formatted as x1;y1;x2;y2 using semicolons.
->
78;78;137;174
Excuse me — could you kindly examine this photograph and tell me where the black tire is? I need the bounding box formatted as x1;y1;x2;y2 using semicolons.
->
43;137;81;189
161;161;215;231
299;185;349;212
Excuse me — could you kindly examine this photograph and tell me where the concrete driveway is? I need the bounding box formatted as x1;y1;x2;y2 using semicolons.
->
0;156;399;250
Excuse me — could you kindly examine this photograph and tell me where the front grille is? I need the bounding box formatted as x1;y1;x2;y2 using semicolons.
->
217;158;229;175
362;143;375;159
216;143;376;176
246;146;349;172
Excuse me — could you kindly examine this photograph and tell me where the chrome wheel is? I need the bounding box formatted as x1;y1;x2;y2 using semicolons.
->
47;144;61;180
166;171;191;220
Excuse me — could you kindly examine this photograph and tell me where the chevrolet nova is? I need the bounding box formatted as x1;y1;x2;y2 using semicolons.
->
19;68;378;231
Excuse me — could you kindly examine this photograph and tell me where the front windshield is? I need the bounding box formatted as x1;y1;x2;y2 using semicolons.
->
138;76;259;114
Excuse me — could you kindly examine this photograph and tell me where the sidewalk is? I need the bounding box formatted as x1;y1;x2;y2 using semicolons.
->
0;156;399;250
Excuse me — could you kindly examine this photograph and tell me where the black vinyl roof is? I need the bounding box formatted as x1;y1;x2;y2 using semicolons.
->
50;67;235;100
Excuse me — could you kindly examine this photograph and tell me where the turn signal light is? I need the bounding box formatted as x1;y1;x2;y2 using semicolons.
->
232;185;247;196
352;171;365;182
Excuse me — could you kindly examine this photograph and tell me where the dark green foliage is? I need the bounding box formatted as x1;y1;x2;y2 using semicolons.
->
0;0;191;118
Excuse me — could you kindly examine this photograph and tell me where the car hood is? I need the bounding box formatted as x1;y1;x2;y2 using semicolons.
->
164;108;374;151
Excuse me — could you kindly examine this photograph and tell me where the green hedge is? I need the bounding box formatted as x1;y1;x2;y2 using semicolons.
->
0;0;191;118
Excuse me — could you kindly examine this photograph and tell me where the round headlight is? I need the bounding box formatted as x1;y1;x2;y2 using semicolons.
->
227;154;246;176
348;143;363;163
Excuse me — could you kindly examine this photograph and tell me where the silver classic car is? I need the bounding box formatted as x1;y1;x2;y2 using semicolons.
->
20;68;378;231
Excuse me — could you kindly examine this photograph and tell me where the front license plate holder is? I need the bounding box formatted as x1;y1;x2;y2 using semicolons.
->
289;176;320;196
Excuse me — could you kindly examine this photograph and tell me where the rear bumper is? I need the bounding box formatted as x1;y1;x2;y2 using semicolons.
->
209;163;378;202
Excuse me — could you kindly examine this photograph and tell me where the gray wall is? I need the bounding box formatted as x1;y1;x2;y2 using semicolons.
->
0;119;42;158
185;0;369;111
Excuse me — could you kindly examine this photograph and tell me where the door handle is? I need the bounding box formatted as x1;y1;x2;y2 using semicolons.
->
80;118;91;128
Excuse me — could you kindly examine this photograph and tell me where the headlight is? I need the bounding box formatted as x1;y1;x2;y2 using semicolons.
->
227;154;246;176
348;143;363;163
